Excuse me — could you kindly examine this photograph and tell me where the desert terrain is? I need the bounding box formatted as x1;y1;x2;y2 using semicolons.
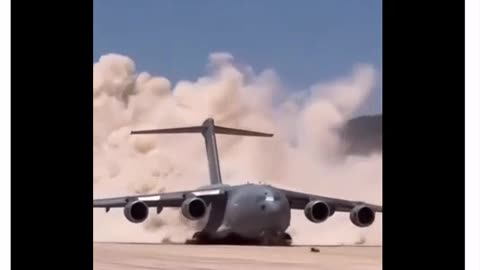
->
93;242;382;270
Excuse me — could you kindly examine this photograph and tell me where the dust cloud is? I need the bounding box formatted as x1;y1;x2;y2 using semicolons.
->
93;52;382;245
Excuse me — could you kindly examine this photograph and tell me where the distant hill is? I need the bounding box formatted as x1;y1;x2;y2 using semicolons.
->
340;114;382;155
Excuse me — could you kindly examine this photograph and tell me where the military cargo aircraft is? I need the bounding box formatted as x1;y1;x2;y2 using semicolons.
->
93;118;382;245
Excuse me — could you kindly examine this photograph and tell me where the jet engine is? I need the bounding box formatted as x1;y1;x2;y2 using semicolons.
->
181;197;207;220
124;200;149;223
350;205;375;227
304;200;333;223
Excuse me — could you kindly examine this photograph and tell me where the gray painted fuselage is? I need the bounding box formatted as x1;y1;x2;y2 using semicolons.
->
201;183;291;239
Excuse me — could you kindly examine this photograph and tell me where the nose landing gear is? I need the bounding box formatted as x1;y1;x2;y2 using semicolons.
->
259;230;292;246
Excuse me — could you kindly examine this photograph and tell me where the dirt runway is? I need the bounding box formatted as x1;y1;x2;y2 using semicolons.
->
93;242;382;270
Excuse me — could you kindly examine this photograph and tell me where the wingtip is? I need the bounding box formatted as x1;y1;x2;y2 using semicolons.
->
130;130;142;135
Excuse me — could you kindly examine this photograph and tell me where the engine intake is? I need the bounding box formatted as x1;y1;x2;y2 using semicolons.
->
181;197;207;220
350;205;375;227
304;200;332;223
124;200;149;223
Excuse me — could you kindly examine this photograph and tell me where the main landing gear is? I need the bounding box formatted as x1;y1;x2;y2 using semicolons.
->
185;231;292;246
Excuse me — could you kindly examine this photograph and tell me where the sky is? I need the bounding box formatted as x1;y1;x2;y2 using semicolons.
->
94;0;382;115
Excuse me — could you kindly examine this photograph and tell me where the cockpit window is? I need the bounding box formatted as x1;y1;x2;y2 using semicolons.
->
256;191;282;202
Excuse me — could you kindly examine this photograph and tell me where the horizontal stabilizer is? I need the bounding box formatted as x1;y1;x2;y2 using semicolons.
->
131;119;273;138
214;126;273;137
131;126;203;135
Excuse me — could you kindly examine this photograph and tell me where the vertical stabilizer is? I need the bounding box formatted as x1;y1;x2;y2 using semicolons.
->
201;118;222;184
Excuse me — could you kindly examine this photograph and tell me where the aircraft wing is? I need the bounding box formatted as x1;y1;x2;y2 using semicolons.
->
275;188;382;212
93;188;226;211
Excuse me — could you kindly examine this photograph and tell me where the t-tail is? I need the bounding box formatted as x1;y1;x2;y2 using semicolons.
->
130;118;273;185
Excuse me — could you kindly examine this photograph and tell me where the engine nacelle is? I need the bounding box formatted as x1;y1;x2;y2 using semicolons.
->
124;200;149;223
350;205;375;227
304;200;332;223
181;197;207;220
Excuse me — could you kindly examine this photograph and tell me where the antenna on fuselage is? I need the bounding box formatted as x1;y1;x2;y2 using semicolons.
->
130;118;274;185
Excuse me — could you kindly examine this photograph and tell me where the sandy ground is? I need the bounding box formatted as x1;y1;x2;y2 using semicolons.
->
93;242;382;270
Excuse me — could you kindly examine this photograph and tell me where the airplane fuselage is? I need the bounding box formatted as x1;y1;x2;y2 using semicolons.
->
200;184;291;241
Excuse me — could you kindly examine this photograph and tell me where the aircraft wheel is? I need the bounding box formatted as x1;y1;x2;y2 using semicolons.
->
280;232;292;246
259;230;278;246
186;231;211;244
259;231;292;246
